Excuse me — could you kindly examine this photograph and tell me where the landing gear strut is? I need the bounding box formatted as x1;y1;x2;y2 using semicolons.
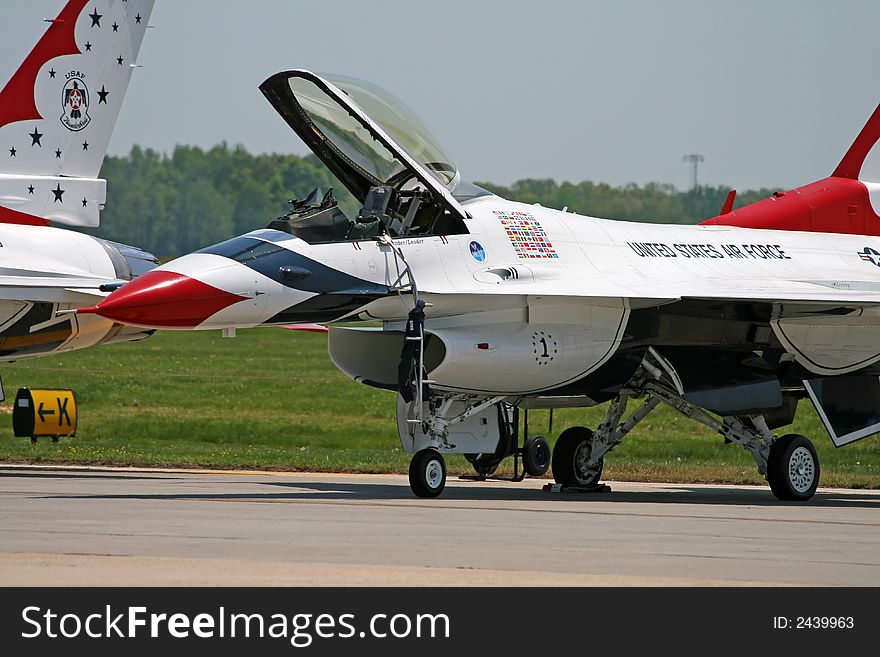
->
566;351;822;501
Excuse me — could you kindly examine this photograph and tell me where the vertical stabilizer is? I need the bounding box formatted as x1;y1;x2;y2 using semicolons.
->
833;103;880;183
0;0;155;227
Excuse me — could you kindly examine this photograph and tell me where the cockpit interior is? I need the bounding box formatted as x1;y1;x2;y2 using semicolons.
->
259;70;491;244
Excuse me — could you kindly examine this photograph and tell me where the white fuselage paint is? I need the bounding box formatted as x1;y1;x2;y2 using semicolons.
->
154;195;880;387
0;224;128;361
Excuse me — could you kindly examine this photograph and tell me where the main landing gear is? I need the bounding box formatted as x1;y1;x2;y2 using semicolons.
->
561;351;822;502
767;434;820;500
551;426;603;487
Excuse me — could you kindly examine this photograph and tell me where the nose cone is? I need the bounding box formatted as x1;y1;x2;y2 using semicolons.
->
79;270;249;328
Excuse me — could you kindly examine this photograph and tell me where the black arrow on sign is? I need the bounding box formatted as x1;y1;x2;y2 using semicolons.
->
37;402;55;423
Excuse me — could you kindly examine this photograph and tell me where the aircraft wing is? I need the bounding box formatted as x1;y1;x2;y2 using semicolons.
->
0;276;116;304
405;274;880;312
413;254;880;307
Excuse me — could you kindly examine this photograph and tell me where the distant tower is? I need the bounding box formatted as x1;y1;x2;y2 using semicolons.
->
682;153;704;189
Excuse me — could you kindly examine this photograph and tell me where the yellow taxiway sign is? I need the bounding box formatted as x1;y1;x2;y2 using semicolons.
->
12;388;77;440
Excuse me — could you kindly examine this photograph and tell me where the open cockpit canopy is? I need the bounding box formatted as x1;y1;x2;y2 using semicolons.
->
260;70;482;243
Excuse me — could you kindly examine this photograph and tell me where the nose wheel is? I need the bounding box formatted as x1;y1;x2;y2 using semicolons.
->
409;448;447;498
766;434;820;501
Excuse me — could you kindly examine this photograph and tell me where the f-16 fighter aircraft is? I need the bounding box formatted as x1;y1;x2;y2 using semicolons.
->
0;0;157;362
82;69;880;500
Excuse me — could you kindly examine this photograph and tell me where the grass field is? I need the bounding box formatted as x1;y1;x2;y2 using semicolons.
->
0;329;878;488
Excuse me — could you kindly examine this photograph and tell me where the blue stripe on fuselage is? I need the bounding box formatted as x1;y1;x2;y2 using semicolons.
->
198;235;391;296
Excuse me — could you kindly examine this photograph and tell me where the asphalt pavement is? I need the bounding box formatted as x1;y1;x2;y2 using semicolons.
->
1;465;878;586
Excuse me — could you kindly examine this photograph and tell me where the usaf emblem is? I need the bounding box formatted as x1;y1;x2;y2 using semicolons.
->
858;246;880;267
60;72;90;132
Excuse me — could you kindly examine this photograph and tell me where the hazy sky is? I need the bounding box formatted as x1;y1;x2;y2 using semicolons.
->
2;1;880;191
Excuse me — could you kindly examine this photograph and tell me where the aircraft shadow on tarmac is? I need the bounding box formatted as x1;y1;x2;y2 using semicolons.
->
26;474;880;509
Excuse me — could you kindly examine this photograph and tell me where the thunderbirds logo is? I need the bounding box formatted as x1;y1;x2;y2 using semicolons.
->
60;71;90;132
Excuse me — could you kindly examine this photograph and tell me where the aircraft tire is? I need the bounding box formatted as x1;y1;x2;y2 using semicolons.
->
552;426;603;487
767;434;820;501
523;435;551;477
409;448;446;498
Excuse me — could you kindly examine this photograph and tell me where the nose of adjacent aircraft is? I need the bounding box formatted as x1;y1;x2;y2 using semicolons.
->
78;269;250;328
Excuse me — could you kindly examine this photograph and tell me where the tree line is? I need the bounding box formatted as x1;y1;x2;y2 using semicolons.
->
92;144;780;259
478;179;777;227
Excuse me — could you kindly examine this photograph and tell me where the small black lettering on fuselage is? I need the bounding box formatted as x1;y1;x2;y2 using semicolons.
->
626;241;791;260
627;242;677;257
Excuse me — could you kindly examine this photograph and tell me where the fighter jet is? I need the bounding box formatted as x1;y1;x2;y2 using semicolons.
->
0;0;157;362
82;69;880;500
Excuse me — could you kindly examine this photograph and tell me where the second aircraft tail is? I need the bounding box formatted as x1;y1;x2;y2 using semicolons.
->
0;0;154;227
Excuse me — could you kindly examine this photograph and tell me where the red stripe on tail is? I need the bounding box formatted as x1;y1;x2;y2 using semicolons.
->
0;0;88;129
0;206;49;226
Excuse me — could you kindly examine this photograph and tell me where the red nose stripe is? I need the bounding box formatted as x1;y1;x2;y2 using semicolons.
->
78;270;248;328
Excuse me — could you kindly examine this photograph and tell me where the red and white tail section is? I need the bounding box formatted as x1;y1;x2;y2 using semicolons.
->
0;0;154;227
704;101;880;236
832;105;880;183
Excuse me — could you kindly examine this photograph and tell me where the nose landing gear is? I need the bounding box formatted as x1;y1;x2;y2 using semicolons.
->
409;448;447;498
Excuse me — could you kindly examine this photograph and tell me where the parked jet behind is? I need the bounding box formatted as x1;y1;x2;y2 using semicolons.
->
0;0;157;362
83;69;880;500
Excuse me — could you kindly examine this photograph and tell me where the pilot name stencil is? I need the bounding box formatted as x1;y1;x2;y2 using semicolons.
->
626;241;792;260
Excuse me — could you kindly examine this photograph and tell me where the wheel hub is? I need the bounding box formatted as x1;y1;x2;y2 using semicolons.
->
788;446;815;493
425;460;442;489
535;445;549;468
573;442;600;484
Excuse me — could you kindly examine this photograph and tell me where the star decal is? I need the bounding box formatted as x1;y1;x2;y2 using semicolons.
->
97;86;109;104
135;14;142;24
112;22;119;32
85;41;92;52
52;184;64;203
9;147;16;157
82;141;89;151
48;68;56;79
27;185;35;195
117;56;124;66
89;9;102;27
55;148;62;159
82;198;88;207
29;128;43;146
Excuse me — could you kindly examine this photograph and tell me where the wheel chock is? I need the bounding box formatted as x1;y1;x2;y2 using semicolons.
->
542;482;611;494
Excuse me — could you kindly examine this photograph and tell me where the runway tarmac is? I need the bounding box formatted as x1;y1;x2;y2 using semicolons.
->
1;464;878;586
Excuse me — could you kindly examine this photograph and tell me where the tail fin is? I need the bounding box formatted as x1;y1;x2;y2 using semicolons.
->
832;103;880;182
703;101;880;236
0;0;154;227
